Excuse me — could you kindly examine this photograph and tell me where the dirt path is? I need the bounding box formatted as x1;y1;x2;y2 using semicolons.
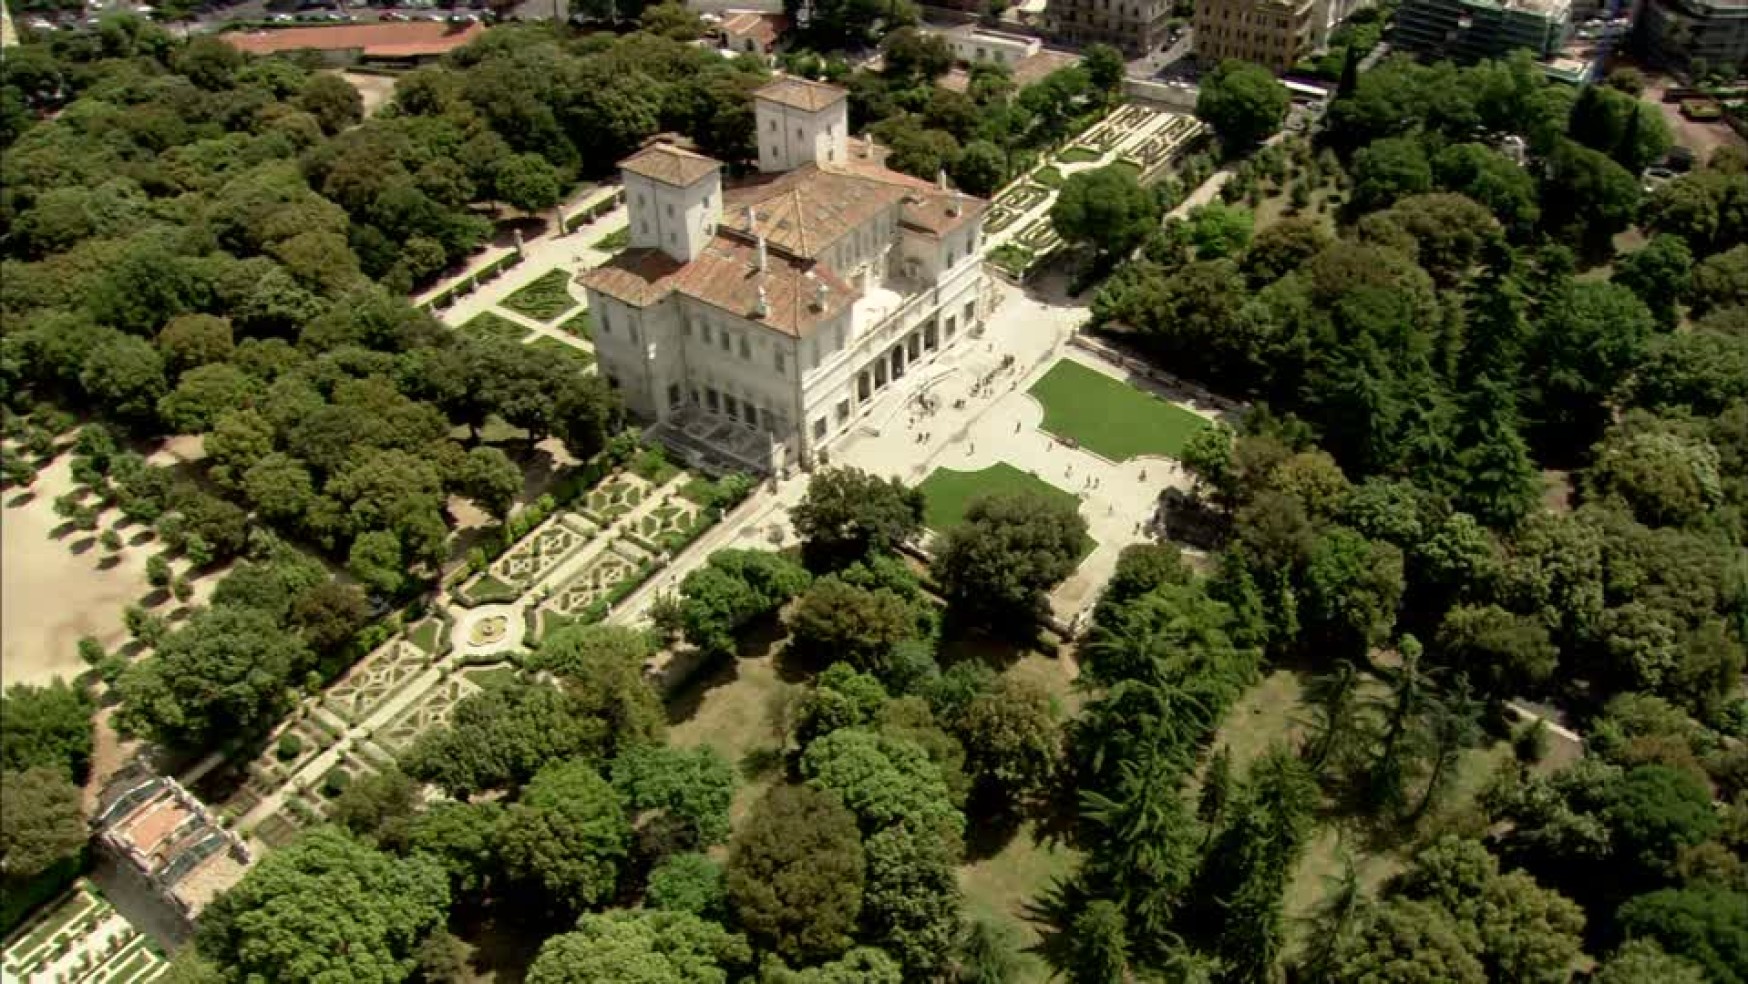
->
1;455;154;688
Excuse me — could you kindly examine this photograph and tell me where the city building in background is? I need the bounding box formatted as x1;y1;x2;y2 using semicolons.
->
1392;0;1575;62
1048;0;1174;55
1193;0;1330;72
1636;0;1748;76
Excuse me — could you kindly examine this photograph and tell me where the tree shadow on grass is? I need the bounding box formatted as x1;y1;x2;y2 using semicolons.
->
128;530;155;547
70;536;97;555
141;588;170;609
7;491;36;508
97;555;122;571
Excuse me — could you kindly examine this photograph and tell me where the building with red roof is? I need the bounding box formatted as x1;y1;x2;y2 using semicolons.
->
220;20;484;64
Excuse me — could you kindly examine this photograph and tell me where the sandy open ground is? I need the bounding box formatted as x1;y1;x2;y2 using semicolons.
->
337;70;397;118
2;455;153;688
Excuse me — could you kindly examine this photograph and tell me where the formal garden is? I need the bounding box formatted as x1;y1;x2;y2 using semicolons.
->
1;881;168;984
982;104;1209;280
209;452;755;851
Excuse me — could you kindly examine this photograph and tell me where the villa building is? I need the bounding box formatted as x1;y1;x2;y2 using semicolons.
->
578;78;991;475
1047;0;1174;54
93;773;251;933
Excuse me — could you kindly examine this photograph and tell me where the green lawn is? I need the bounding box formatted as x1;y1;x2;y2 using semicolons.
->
501;268;579;322
918;462;1081;535
461;311;529;343
958;821;1079;984
1034;165;1063;188
1027;360;1209;461
1058;145;1102;164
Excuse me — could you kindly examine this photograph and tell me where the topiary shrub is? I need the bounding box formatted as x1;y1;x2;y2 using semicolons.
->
321;768;351;798
276;733;304;762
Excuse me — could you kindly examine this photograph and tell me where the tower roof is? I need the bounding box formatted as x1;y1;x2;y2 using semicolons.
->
620;143;721;187
754;77;848;112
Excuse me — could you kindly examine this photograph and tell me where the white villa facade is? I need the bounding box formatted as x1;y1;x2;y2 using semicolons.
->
579;78;992;474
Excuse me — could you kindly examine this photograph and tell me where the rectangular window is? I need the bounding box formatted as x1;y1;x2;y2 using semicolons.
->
720;330;732;353
744;404;759;428
606;373;620;388
725;395;739;420
836;400;850;424
666;203;675;219
774;349;786;374
769;119;776;131
701;322;712;344
739;335;751;360
963;301;975;325
629;323;640;345
667;383;681;407
813;417;827;440
706;388;720;411
600;309;612;335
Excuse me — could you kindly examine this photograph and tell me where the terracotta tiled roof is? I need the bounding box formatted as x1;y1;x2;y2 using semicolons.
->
579;233;858;338
221;21;483;56
621;144;721;187
754;77;847;112
720;160;984;259
722;11;786;46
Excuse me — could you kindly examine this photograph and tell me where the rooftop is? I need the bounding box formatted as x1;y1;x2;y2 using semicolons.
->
754;76;847;112
579;233;859;338
720;159;982;260
721;10;787;45
220;21;484;57
621;143;721;187
940;47;1079;92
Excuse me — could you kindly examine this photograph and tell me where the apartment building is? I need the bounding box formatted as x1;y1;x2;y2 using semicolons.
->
1392;0;1574;62
1048;0;1174;55
1637;0;1748;76
1194;0;1329;72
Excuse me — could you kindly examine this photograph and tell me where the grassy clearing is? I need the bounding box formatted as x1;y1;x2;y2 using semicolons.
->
959;821;1080;984
501;268;579;322
1034;165;1063;188
461;311;529;343
1058;145;1102;164
1027;359;1209;461
667;647;793;831
918;462;1081;535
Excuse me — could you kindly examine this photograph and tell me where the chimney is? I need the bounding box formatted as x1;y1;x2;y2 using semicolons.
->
949;191;963;218
753;284;768;319
756;234;767;272
861;133;872;158
937;169;948;192
814;281;829;311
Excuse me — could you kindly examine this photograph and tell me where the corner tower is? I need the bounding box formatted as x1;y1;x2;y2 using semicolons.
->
754;77;849;174
621;143;723;263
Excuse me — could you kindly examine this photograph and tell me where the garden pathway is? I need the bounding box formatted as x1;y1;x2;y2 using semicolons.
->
433;203;628;330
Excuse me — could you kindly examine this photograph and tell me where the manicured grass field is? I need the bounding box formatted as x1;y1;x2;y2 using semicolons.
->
1027;359;1209;461
918;462;1080;534
1058;145;1103;163
461;311;528;343
1034;165;1063;188
501;268;579;322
